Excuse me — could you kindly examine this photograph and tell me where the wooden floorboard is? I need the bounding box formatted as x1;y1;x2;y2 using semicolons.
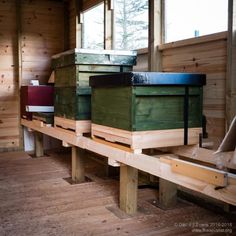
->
0;150;235;236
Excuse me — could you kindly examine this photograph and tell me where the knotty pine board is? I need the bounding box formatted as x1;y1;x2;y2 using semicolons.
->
0;0;19;148
21;0;64;85
161;34;227;149
0;0;65;149
69;0;76;49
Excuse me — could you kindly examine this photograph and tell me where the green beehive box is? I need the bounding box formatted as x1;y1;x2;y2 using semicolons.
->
52;49;136;87
54;87;91;120
52;49;137;121
51;49;137;69
90;72;206;132
54;64;133;87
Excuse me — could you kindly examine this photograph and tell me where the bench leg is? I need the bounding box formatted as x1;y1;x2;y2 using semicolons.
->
159;178;177;208
72;146;85;183
120;165;138;214
34;132;44;157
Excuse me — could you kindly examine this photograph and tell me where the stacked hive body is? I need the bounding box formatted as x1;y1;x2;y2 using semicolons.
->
52;49;137;135
90;72;206;151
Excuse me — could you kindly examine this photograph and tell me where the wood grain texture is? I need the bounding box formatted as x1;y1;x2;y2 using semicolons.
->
0;0;19;149
0;150;235;235
21;0;64;85
0;0;64;149
226;0;236;128
161;32;227;149
120;165;138;214
69;0;76;49
21;119;236;206
92;86;203;131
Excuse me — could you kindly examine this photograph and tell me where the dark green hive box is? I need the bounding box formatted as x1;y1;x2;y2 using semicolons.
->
90;72;206;131
52;49;136;87
52;49;137;120
54;87;91;120
52;49;137;68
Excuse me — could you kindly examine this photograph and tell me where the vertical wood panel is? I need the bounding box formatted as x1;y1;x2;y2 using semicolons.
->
21;0;64;85
161;33;227;149
0;0;19;149
69;0;77;49
226;0;236;128
0;0;64;150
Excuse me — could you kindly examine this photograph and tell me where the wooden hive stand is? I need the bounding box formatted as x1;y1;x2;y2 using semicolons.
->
32;113;53;128
54;116;91;136
91;123;202;153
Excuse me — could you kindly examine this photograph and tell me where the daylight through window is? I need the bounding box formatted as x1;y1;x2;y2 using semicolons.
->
165;0;228;43
82;3;104;49
114;0;148;50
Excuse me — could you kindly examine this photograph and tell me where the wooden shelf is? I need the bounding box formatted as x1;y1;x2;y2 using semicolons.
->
21;118;236;207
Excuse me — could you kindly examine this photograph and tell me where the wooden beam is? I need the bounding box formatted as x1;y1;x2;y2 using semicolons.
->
75;0;83;48
21;119;236;206
120;165;138;214
15;0;23;150
171;158;228;187
226;0;236;128
159;32;227;51
167;145;236;170
71;146;85;182
148;0;163;71
159;179;177;208
82;0;103;12
104;0;113;49
226;0;236;129
64;0;70;50
34;132;44;157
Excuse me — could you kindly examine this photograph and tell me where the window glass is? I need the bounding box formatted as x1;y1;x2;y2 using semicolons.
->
114;0;148;50
165;0;228;43
83;4;104;49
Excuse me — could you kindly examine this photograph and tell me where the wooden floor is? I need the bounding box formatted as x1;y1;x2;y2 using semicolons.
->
0;150;235;236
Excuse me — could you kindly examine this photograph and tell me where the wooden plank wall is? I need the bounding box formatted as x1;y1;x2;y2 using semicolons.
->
69;0;76;49
0;0;19;148
0;0;64;150
21;0;64;85
133;49;148;72
160;32;227;149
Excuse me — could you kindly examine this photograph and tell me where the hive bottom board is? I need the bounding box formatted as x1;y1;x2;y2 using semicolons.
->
91;124;202;150
54;116;91;136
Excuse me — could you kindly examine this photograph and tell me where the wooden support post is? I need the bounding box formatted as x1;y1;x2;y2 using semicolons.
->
104;0;113;49
226;0;236;129
34;132;44;157
64;0;70;50
148;0;164;71
71;146;85;183
16;0;23;150
120;165;138;215
159;178;177;209
75;0;83;48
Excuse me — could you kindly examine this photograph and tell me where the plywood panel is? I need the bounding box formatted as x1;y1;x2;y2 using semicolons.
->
161;33;227;149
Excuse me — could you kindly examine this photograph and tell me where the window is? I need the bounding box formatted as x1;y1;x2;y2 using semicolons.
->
82;3;104;49
165;0;228;43
114;0;148;50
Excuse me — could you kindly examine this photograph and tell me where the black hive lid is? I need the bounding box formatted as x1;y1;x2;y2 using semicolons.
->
89;72;206;87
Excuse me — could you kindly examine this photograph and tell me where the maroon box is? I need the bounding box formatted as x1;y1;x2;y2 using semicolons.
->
20;86;54;120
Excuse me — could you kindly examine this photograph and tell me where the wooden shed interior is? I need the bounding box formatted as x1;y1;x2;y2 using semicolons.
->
0;0;236;235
